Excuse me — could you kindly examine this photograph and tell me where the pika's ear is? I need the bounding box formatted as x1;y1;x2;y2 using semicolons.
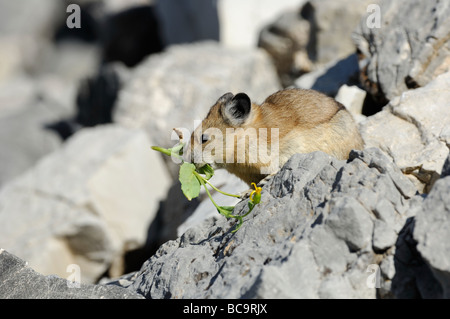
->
217;92;234;104
222;93;251;125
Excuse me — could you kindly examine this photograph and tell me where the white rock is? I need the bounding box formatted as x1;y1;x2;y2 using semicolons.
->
335;84;366;116
218;0;307;49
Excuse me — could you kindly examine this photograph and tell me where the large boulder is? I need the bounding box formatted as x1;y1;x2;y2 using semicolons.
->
0;125;170;283
353;0;450;103
0;99;63;188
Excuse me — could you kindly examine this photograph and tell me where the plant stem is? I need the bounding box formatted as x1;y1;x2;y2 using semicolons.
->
151;146;183;161
195;172;220;209
152;144;256;233
194;172;240;227
151;146;171;156
203;178;241;198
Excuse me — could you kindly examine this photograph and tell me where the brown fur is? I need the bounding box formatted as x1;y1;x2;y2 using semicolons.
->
186;88;364;185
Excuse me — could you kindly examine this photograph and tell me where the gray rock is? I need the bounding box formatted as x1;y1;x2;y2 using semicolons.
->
414;176;450;298
0;99;62;188
37;41;100;83
0;0;62;37
325;196;373;252
129;149;418;299
353;0;450;102
308;224;355;275
360;71;450;192
246;242;321;298
0;0;66;79
0;125;171;283
0;249;143;299
373;199;398;230
372;219;397;252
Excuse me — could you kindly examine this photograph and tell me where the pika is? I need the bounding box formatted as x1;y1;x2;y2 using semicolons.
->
185;88;364;186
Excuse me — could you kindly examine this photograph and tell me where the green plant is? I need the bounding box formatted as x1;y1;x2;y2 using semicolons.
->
151;142;261;233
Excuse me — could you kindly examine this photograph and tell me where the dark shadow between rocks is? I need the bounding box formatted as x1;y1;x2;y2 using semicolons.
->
391;217;443;298
311;54;360;97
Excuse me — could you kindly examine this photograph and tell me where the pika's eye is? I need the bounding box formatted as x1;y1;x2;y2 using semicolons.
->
201;133;209;144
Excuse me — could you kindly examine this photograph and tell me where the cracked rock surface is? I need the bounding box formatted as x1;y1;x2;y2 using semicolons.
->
127;149;440;299
353;0;450;102
360;71;450;192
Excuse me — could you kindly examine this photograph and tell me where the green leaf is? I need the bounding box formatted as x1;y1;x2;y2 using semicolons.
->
197;164;215;180
179;162;200;201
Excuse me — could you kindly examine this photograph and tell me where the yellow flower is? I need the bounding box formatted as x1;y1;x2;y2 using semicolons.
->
250;182;262;204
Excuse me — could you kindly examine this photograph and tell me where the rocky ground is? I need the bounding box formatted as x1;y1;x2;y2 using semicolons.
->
0;0;449;299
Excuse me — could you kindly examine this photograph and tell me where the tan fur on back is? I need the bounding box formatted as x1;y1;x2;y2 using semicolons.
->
187;88;364;185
